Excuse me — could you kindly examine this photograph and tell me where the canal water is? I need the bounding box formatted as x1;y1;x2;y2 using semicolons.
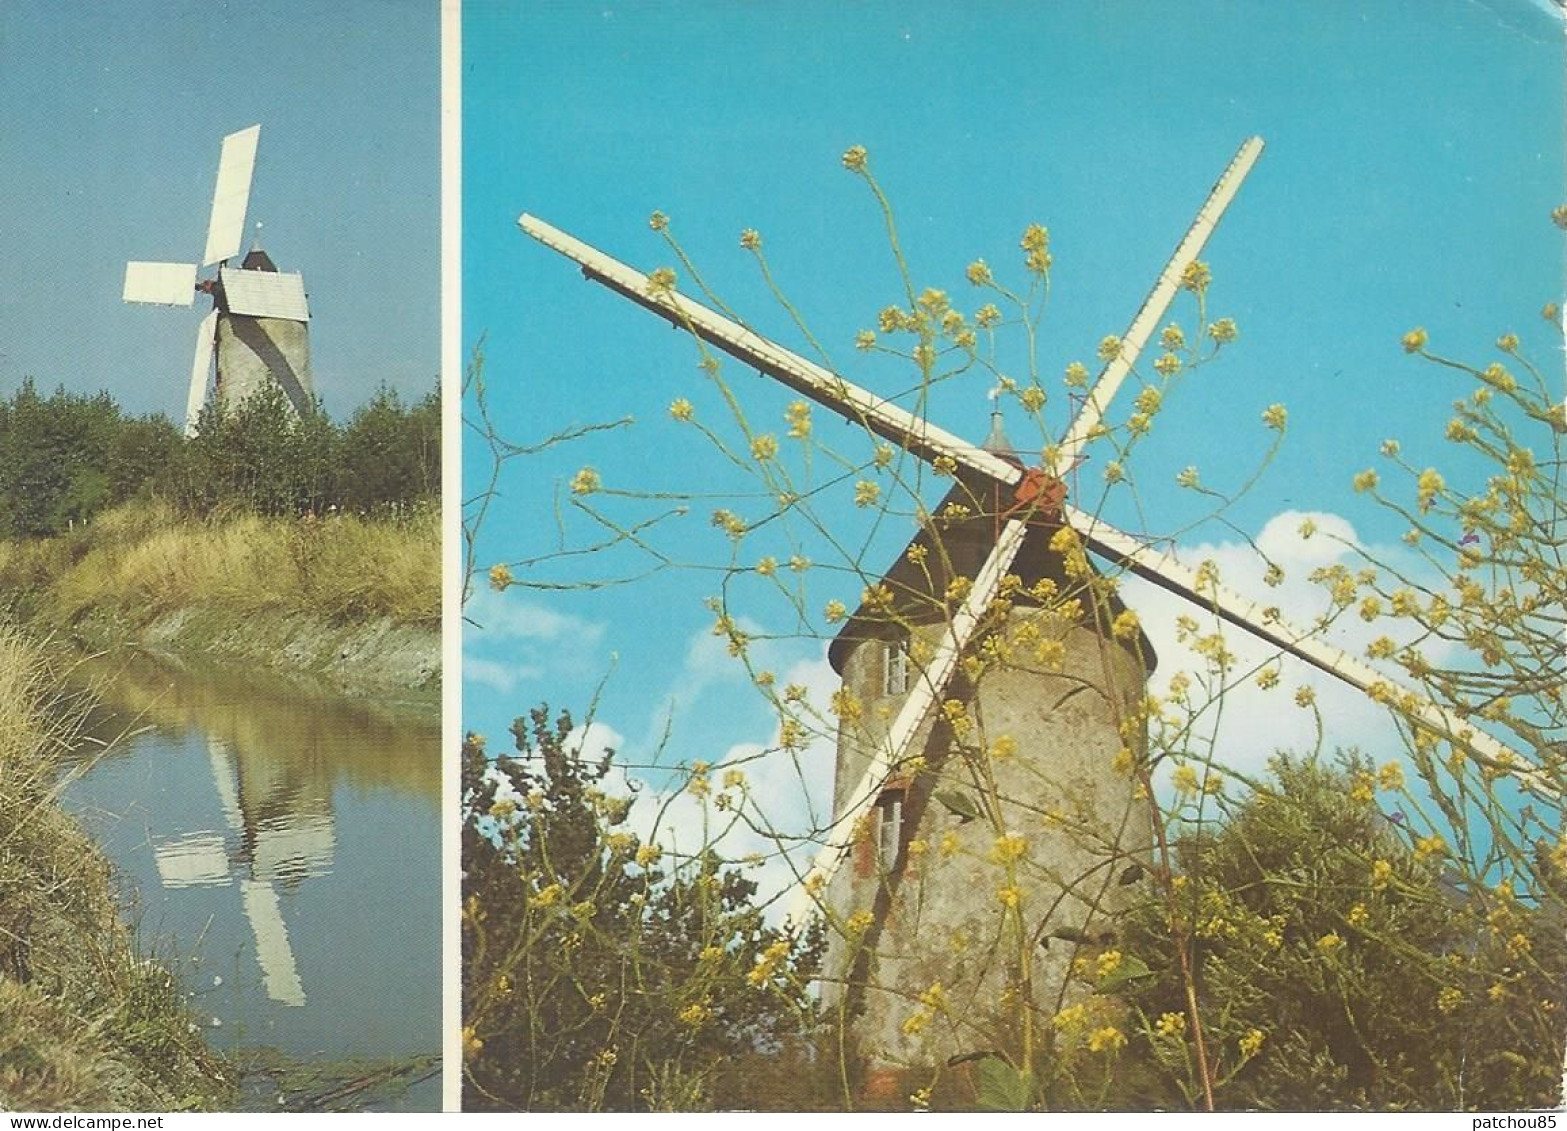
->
58;651;441;1111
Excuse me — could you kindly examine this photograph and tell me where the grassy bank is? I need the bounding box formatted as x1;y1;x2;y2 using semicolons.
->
0;628;232;1111
0;500;439;702
0;499;438;629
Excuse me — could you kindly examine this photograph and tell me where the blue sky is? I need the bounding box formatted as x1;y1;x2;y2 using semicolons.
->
463;2;1564;889
0;1;440;421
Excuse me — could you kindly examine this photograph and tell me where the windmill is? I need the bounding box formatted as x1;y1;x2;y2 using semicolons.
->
518;138;1552;1090
122;124;315;437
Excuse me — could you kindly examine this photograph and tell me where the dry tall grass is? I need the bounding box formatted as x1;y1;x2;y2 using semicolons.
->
8;500;438;629
0;628;231;1110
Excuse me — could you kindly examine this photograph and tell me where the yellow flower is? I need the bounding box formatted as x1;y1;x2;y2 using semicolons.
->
1179;260;1211;293
1063;361;1090;387
1437;986;1463;1014
636;844;662;868
1377;761;1404;790
1346;903;1369;927
1097;335;1123;363
1087;1026;1126;1054
846;910;874;935
1261;403;1287;431
1294;686;1317;709
939;829;960;857
1317;931;1345;955
1349;774;1375;804
1172;764;1200;798
990;833;1028;864
488;562;513;590
750;434;778;461
1209;318;1238;345
739;228;761;251
1155;1011;1186;1039
966;259;993;286
831;688;862;722
1052;1003;1088;1032
1353;469;1379;493
991;735;1018;760
1416;468;1445;511
669;397;694;421
534;882;563;909
901;1010;931;1036
996;884;1022;909
976;303;1002;327
646;266;677;296
1160;323;1186;350
841;145;868;173
462;1026;484;1058
824;599;848;623
1021;224;1052;272
1414;834;1446;860
679;1002;711;1027
1239;1028;1266;1058
1096;950;1123;979
570;467;602;495
854;329;876;351
1402;327;1428;353
1370;858;1394;891
854;480;881;507
1255;666;1280;691
648;210;669;231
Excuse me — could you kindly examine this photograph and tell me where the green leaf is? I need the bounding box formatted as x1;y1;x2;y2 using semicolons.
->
935;790;982;822
975;1054;1033;1112
1094;952;1155;994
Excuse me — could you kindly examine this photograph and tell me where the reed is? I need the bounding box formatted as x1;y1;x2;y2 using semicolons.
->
0;628;232;1110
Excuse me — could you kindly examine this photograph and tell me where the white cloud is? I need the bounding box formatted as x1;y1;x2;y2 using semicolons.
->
461;588;609;693
609;647;842;916
464;655;538;695
1125;508;1453;776
464;587;607;647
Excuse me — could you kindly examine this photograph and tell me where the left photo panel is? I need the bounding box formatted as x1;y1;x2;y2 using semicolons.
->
0;2;442;1112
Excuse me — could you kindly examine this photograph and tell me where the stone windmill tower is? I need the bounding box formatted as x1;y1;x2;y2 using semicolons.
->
814;413;1156;1094
520;135;1552;1103
123;124;315;436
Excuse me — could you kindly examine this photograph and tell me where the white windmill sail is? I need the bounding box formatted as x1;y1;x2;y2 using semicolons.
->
123;261;198;307
202;125;261;267
522;139;1549;928
185;311;217;438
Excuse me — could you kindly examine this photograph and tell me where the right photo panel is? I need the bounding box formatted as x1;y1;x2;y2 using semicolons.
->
461;2;1567;1113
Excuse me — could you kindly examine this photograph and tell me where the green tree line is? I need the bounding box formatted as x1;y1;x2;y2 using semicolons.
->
0;379;439;536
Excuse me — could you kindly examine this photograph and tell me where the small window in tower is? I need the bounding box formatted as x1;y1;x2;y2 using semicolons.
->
875;790;904;871
883;637;910;697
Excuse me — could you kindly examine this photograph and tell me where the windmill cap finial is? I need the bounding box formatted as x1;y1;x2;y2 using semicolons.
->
982;408;1014;456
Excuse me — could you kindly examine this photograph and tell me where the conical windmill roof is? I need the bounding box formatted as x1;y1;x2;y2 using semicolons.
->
826;427;1157;676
